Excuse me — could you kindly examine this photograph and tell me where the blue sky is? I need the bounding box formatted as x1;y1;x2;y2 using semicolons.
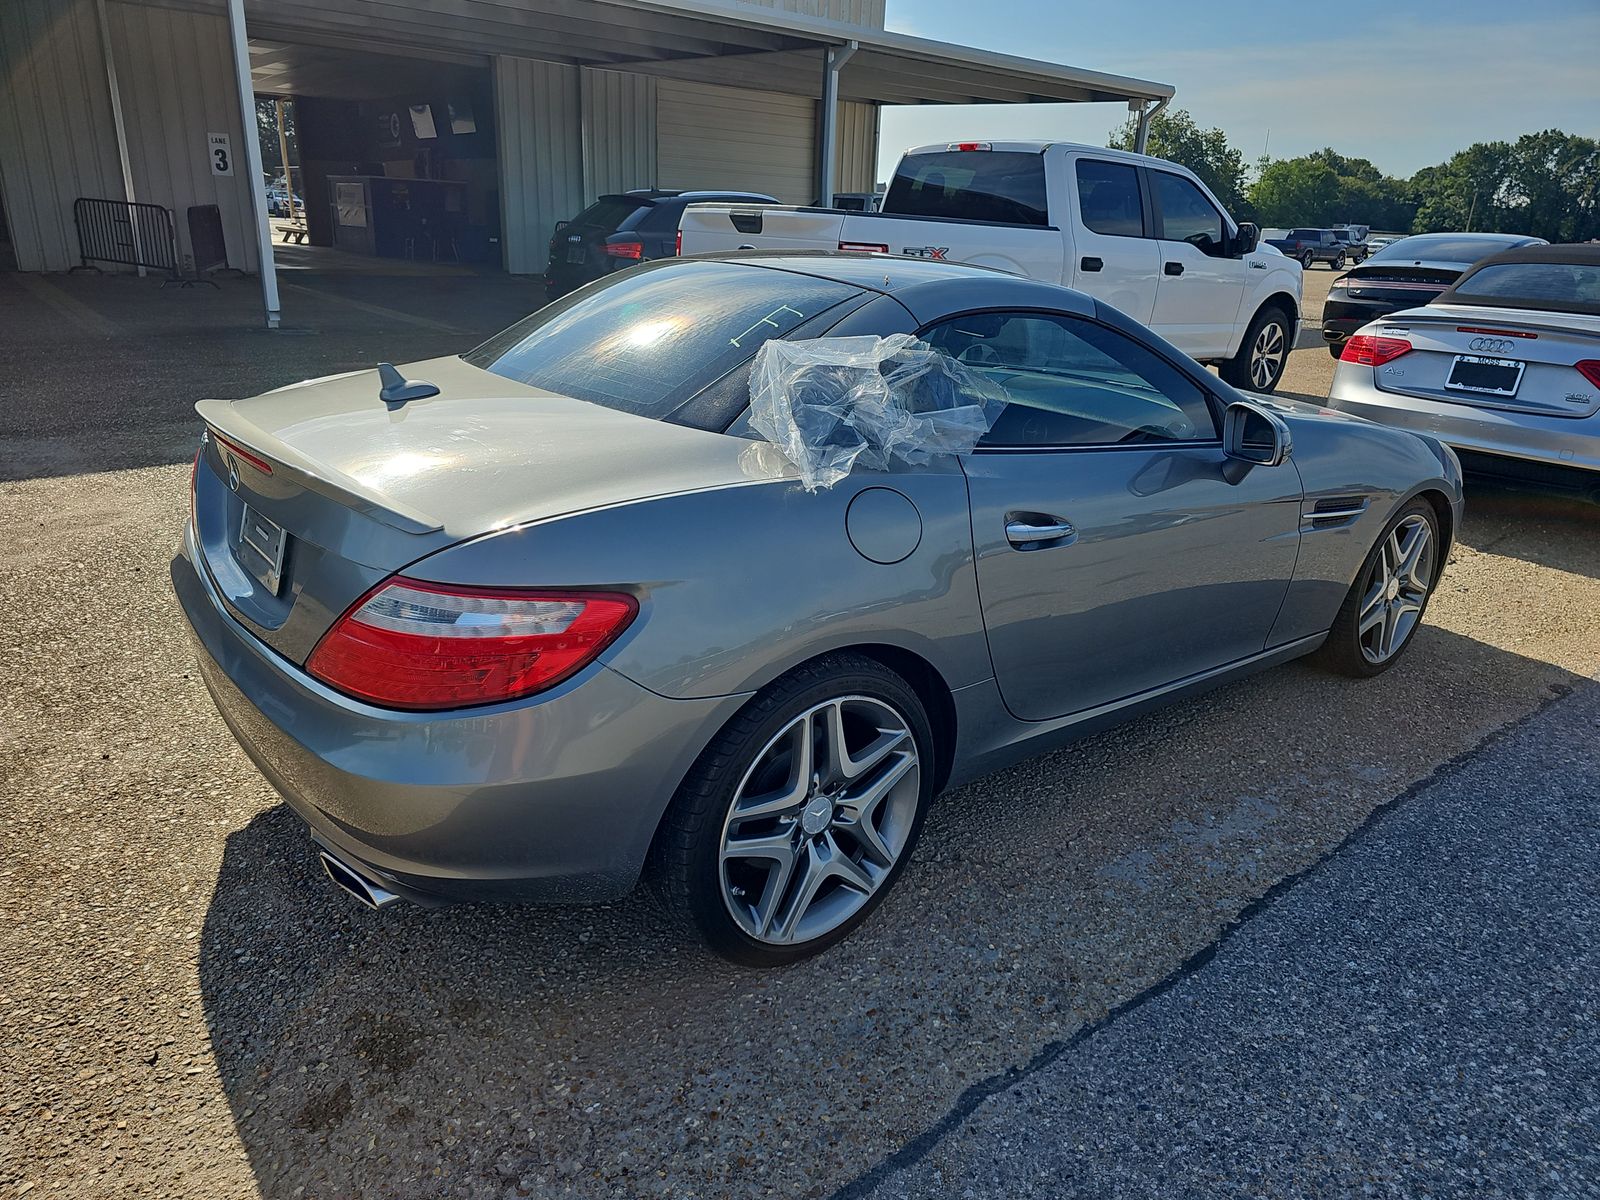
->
877;0;1600;183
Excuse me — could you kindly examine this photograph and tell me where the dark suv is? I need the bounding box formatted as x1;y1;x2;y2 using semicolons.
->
544;189;778;299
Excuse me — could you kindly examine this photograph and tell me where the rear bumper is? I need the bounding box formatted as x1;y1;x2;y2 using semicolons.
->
1326;366;1600;477
1321;297;1407;345
172;526;746;904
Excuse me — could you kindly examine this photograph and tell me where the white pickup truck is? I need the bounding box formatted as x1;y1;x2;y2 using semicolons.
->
679;141;1304;393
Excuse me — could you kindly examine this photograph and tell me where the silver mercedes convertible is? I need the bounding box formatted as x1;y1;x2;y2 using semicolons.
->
173;253;1463;964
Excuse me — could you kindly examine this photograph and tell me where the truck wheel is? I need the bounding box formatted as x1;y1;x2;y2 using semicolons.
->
1219;303;1292;394
1300;251;1314;269
1333;252;1346;270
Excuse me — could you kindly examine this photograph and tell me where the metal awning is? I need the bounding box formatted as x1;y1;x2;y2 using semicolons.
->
236;0;1172;109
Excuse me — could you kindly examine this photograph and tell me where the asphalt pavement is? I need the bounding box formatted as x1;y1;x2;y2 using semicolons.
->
843;682;1600;1200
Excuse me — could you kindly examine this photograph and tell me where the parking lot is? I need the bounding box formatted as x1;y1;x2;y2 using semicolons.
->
3;264;1598;1198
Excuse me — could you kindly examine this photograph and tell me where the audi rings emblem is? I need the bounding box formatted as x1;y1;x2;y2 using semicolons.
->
1468;336;1515;355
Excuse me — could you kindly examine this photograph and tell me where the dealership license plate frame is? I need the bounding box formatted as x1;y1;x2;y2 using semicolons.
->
236;505;289;595
1445;354;1525;397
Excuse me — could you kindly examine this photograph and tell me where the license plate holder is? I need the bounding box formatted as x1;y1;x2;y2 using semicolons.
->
236;505;289;595
1446;354;1525;397
566;244;586;264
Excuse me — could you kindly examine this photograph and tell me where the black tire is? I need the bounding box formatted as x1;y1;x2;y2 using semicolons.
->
649;653;936;967
1332;252;1346;270
1313;499;1442;678
1300;251;1314;269
1218;302;1292;393
1329;343;1345;359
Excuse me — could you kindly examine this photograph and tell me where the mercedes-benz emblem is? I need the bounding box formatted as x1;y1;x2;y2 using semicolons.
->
226;455;240;492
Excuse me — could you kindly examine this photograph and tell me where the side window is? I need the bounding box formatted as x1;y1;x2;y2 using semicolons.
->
919;311;1217;449
1152;172;1226;256
1074;159;1144;237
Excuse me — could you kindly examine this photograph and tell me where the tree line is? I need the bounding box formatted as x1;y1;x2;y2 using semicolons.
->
1109;109;1600;242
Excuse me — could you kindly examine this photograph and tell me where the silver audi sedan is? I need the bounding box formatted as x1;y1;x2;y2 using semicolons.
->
1328;243;1600;502
173;253;1463;964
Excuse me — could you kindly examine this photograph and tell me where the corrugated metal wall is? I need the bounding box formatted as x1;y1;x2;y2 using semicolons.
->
105;0;257;273
657;79;817;204
495;54;584;275
833;99;878;193
581;68;657;199
0;0;125;272
742;0;886;27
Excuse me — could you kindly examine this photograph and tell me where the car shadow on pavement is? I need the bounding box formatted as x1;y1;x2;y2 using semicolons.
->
1455;481;1600;581
196;622;1590;1200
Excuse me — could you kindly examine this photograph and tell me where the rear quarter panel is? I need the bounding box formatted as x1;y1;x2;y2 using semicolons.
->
400;466;992;701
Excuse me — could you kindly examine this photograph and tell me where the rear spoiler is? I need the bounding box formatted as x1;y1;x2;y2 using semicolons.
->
194;399;444;535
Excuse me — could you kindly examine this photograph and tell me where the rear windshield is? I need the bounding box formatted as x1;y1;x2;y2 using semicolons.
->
568;195;646;232
462;261;860;425
1444;261;1600;315
1370;235;1529;265
885;151;1049;227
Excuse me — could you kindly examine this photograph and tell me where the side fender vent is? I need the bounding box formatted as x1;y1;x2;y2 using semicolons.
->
1302;495;1369;531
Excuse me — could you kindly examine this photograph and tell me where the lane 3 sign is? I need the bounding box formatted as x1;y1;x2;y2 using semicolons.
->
207;132;234;177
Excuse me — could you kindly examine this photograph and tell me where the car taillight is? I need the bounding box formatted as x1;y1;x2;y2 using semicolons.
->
189;439;203;527
674;229;682;256
1577;361;1600;389
946;142;991;151
306;579;638;711
1340;335;1412;366
604;239;644;260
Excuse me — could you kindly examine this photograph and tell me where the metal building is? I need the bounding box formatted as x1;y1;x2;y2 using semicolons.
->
0;0;1172;320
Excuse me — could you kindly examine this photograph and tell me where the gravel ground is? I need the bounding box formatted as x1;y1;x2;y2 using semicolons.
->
4;263;1599;1199
845;677;1600;1200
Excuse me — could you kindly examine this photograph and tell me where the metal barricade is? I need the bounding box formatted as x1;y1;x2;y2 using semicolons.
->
72;197;180;277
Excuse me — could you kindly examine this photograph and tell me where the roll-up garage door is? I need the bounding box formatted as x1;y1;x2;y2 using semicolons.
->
656;79;817;204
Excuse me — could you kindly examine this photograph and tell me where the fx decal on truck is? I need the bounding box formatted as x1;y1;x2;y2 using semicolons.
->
901;246;950;260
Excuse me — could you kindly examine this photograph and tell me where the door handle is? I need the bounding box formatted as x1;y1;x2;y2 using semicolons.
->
1006;518;1076;548
1164;261;1184;276
1080;256;1103;272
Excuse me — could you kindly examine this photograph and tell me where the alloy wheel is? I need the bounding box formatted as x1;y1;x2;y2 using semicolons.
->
718;696;921;946
1250;319;1287;389
1358;514;1434;664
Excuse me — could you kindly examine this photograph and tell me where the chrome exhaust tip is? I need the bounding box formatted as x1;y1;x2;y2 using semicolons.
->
318;850;401;910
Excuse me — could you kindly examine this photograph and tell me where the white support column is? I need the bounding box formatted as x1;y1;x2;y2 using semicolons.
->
224;0;280;328
94;0;144;277
817;40;857;205
1133;96;1169;155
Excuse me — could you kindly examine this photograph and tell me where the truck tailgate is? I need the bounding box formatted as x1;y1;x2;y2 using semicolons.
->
678;205;848;254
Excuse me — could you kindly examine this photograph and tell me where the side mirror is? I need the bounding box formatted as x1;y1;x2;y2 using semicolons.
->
1223;399;1292;469
1233;222;1259;255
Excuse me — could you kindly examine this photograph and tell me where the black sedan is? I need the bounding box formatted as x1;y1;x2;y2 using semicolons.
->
1322;232;1547;358
544;188;778;300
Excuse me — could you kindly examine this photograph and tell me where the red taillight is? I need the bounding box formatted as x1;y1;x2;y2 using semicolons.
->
839;241;889;253
211;431;274;476
604;239;644;260
190;440;203;525
947;142;991;152
1340;335;1413;366
674;229;682;256
306;579;638;711
1577;361;1600;389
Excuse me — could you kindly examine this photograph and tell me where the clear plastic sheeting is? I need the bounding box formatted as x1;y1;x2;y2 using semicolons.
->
748;335;1006;490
